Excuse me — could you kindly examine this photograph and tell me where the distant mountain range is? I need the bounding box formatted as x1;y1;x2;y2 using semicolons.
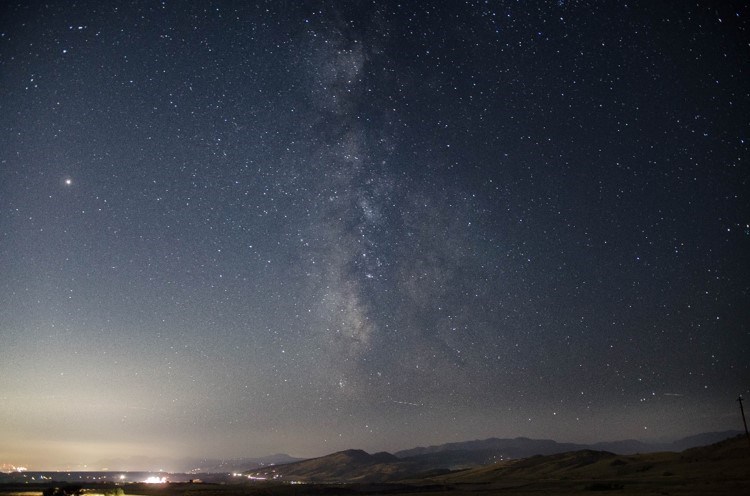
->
394;430;743;467
244;430;743;483
428;434;750;492
245;450;412;483
90;430;740;474
5;433;748;494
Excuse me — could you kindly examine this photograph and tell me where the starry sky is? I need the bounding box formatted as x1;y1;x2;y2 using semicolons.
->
1;1;749;470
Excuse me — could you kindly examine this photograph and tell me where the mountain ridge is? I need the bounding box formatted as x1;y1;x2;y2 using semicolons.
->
89;430;741;474
396;429;742;460
426;434;750;486
244;431;746;483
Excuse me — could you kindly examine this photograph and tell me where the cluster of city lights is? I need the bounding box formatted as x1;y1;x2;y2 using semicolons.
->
143;476;167;484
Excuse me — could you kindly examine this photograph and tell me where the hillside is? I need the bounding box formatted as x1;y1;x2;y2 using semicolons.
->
396;430;742;461
243;434;750;487
244;449;416;483
421;435;750;493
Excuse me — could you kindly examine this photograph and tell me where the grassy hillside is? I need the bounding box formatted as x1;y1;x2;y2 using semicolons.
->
244;449;416;483
402;435;750;494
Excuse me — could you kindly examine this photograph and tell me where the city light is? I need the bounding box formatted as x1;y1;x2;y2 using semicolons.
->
143;476;167;484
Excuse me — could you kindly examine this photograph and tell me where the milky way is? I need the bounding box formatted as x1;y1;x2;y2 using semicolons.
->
0;1;748;469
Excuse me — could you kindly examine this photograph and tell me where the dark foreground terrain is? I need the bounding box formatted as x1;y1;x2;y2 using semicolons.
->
2;436;748;495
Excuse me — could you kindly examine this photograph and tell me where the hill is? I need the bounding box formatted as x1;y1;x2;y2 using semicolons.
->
244;449;415;483
418;435;750;494
243;434;750;487
396;437;587;467
394;430;743;469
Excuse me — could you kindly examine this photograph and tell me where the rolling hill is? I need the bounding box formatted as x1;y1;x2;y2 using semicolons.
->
244;434;750;486
244;449;415;483
420;435;750;494
395;430;742;463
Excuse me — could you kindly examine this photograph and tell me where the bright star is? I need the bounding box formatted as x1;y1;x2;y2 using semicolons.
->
64;178;72;186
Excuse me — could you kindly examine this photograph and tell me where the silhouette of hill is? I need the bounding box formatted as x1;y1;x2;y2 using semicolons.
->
424;434;750;491
396;437;587;465
86;431;739;474
394;430;743;469
244;433;748;485
245;449;412;483
666;429;743;451
589;429;742;454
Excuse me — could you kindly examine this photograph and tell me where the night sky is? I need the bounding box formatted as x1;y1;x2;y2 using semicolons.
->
1;1;749;470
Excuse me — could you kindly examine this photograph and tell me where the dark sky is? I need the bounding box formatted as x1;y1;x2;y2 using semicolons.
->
1;0;748;470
